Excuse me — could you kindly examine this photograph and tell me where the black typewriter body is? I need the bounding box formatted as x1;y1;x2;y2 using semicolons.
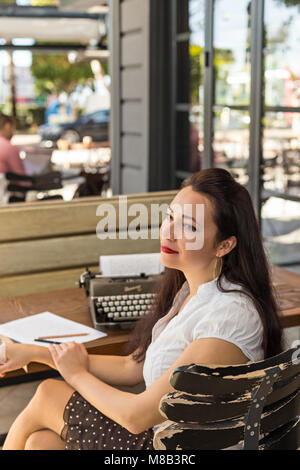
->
79;269;164;331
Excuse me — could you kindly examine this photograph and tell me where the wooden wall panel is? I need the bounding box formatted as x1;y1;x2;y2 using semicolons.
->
121;67;144;99
0;191;176;242
0;190;176;297
0;231;161;276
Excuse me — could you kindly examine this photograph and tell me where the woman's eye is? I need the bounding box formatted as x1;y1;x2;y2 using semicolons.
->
184;223;197;232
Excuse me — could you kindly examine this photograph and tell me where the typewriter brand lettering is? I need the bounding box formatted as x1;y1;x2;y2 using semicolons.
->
124;285;142;292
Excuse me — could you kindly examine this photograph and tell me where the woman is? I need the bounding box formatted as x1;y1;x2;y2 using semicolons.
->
0;168;283;450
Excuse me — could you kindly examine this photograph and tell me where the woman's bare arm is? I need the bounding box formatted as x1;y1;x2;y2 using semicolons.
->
0;343;144;389
57;337;249;434
32;344;144;388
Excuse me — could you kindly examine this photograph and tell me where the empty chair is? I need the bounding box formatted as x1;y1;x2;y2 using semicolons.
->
153;347;300;450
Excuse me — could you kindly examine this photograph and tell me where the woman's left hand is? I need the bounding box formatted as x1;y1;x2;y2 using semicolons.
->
49;342;89;386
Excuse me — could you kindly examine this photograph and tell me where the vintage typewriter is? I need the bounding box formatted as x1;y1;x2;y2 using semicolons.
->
79;268;164;330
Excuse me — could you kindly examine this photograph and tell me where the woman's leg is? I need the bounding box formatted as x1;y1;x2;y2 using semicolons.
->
25;430;66;450
3;378;74;450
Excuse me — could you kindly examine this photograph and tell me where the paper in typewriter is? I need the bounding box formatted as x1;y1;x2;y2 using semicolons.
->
100;253;165;277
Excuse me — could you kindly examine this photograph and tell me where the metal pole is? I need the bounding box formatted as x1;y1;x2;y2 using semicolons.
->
170;0;177;188
108;0;121;195
249;0;264;227
8;47;17;129
203;0;214;169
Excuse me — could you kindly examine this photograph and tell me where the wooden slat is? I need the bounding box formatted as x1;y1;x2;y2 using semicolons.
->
0;190;176;297
122;101;144;134
0;266;98;298
155;393;300;450
121;0;145;33
170;362;300;401
170;350;300;395
121;34;145;67
0;230;161;276
154;418;300;450
261;391;300;437
122;67;144;100
0;191;176;242
260;417;300;450
159;391;249;424
121;167;148;194
122;135;146;167
153;420;242;450
159;386;300;425
265;374;300;408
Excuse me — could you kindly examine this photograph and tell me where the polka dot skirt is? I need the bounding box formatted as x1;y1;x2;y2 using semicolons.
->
61;391;154;450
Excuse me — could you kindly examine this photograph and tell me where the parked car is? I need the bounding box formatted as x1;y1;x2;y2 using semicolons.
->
38;109;110;144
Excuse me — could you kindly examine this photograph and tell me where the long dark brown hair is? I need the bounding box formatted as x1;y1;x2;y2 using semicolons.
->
126;168;283;363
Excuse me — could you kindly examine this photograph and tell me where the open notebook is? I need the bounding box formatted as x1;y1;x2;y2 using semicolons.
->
0;311;107;347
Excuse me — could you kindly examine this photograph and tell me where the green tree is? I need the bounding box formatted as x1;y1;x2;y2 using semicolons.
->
189;44;234;105
190;45;203;105
31;53;94;97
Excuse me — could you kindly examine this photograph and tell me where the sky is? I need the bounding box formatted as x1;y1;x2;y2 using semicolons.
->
0;50;32;67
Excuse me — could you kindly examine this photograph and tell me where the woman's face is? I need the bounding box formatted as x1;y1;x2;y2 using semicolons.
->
160;186;219;275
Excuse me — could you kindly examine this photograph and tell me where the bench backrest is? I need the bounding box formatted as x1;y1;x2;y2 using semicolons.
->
153;347;300;450
0;190;176;298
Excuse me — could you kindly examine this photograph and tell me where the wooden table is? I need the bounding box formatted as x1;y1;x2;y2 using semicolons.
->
0;287;130;385
0;265;299;384
271;265;300;328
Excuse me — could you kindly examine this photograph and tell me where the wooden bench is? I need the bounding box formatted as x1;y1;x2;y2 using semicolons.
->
0;191;299;330
0;190;177;298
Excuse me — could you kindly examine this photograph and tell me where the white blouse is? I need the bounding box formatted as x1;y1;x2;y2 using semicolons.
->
143;275;264;391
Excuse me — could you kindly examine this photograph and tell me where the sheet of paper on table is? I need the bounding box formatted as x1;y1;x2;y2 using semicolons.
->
0;311;107;347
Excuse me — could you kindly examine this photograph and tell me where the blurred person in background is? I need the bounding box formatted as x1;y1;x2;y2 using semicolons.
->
0;112;26;175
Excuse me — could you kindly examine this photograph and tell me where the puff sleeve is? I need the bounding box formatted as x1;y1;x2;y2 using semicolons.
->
191;295;264;362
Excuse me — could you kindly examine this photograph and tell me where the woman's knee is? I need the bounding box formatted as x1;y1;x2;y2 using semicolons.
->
35;378;61;396
31;379;62;408
28;378;74;436
24;431;45;450
25;430;65;450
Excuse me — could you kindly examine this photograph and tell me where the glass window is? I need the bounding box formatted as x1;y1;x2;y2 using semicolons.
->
263;111;300;195
175;0;204;182
213;0;251;185
264;0;300;108
173;0;300;267
262;0;300;268
213;108;250;186
214;0;251;106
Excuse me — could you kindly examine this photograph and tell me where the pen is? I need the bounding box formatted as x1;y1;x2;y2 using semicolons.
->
34;339;61;345
37;333;89;340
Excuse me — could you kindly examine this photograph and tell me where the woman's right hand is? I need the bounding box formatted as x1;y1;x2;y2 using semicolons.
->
0;342;33;376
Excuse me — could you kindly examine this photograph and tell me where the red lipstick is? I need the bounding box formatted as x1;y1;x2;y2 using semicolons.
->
161;245;178;254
